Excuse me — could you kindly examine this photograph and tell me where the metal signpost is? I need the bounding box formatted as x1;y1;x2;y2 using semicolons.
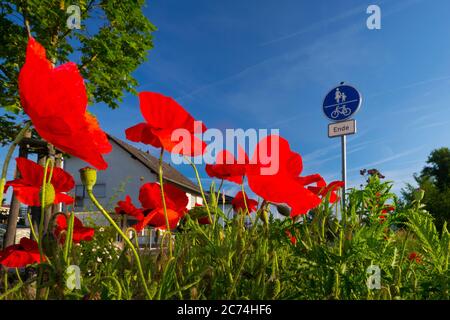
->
323;83;362;208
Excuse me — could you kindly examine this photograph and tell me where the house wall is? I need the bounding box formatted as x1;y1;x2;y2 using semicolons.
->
63;140;158;212
63;139;203;213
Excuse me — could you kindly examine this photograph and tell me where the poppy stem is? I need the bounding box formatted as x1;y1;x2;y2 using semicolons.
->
63;212;75;264
185;156;213;224
0;275;37;300
126;227;141;249
38;158;54;261
15;268;23;284
240;180;250;215
27;212;38;243
158;148;173;257
86;189;152;300
0;121;31;206
215;179;224;208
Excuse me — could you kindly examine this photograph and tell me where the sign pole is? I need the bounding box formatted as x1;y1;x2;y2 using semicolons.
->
341;134;347;209
322;82;361;214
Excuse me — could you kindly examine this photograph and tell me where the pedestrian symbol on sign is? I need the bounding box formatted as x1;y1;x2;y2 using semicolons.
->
323;84;361;122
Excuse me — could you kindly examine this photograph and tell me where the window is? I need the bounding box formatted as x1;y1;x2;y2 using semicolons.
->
75;185;84;208
191;195;199;207
74;184;106;207
75;185;84;198
93;184;106;198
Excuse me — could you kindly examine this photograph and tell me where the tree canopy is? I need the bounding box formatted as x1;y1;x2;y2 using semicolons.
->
0;0;156;143
401;147;450;230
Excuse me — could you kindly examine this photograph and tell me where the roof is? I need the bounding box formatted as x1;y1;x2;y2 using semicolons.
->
107;134;201;195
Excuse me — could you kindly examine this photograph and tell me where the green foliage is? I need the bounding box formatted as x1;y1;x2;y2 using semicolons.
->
0;115;23;146
422;148;450;190
1;176;449;300
402;147;450;230
0;0;156;142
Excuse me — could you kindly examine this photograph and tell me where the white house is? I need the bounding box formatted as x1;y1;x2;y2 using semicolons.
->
63;134;212;247
64;134;205;213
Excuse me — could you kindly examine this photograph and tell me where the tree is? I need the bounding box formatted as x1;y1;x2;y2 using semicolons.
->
401;148;450;230
421;148;450;190
1;0;156;246
0;0;156;142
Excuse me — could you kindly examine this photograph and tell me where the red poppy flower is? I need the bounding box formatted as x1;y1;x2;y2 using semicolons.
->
18;37;111;170
54;214;95;244
125;92;207;156
193;203;211;225
408;252;421;263
134;208;181;231
115;182;188;231
139;182;188;214
197;216;211;225
205;147;248;184
246;135;321;218
381;205;395;214
306;177;344;204
286;230;297;245
231;191;258;214
115;195;144;220
5;157;74;206
0;238;42;268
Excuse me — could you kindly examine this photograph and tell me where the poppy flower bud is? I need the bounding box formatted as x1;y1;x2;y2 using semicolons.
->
40;182;55;208
276;204;291;217
414;188;425;202
80;167;97;191
273;279;281;298
190;287;198;300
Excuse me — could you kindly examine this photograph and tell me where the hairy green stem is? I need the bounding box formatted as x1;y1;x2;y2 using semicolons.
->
63;212;75;264
101;276;123;300
126;227;141;249
241;181;250;215
0;121;31;205
0;276;37;300
86;189;152;299
27;212;38;242
38;158;54;261
215;179;224;208
185;157;212;223
158;148;173;257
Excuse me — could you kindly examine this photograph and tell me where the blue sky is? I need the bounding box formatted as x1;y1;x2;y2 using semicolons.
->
3;0;450;200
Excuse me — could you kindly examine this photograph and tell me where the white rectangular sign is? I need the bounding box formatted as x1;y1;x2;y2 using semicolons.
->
328;119;356;138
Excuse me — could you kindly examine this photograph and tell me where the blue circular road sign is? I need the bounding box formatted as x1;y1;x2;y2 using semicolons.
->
323;84;362;122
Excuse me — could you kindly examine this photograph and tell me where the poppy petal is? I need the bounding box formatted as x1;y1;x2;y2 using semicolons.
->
54;193;75;205
50;167;75;192
136;208;181;231
115;195;145;220
139;182;188;213
13;186;41;206
247;135;321;216
18;37;111;170
139;92;206;133
15;157;44;187
125;122;162;148
54;215;94;244
231;191;258;214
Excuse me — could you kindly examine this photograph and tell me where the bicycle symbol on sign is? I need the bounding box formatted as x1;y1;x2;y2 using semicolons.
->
331;88;351;119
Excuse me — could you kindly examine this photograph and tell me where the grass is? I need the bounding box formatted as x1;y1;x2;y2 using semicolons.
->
0;175;448;300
